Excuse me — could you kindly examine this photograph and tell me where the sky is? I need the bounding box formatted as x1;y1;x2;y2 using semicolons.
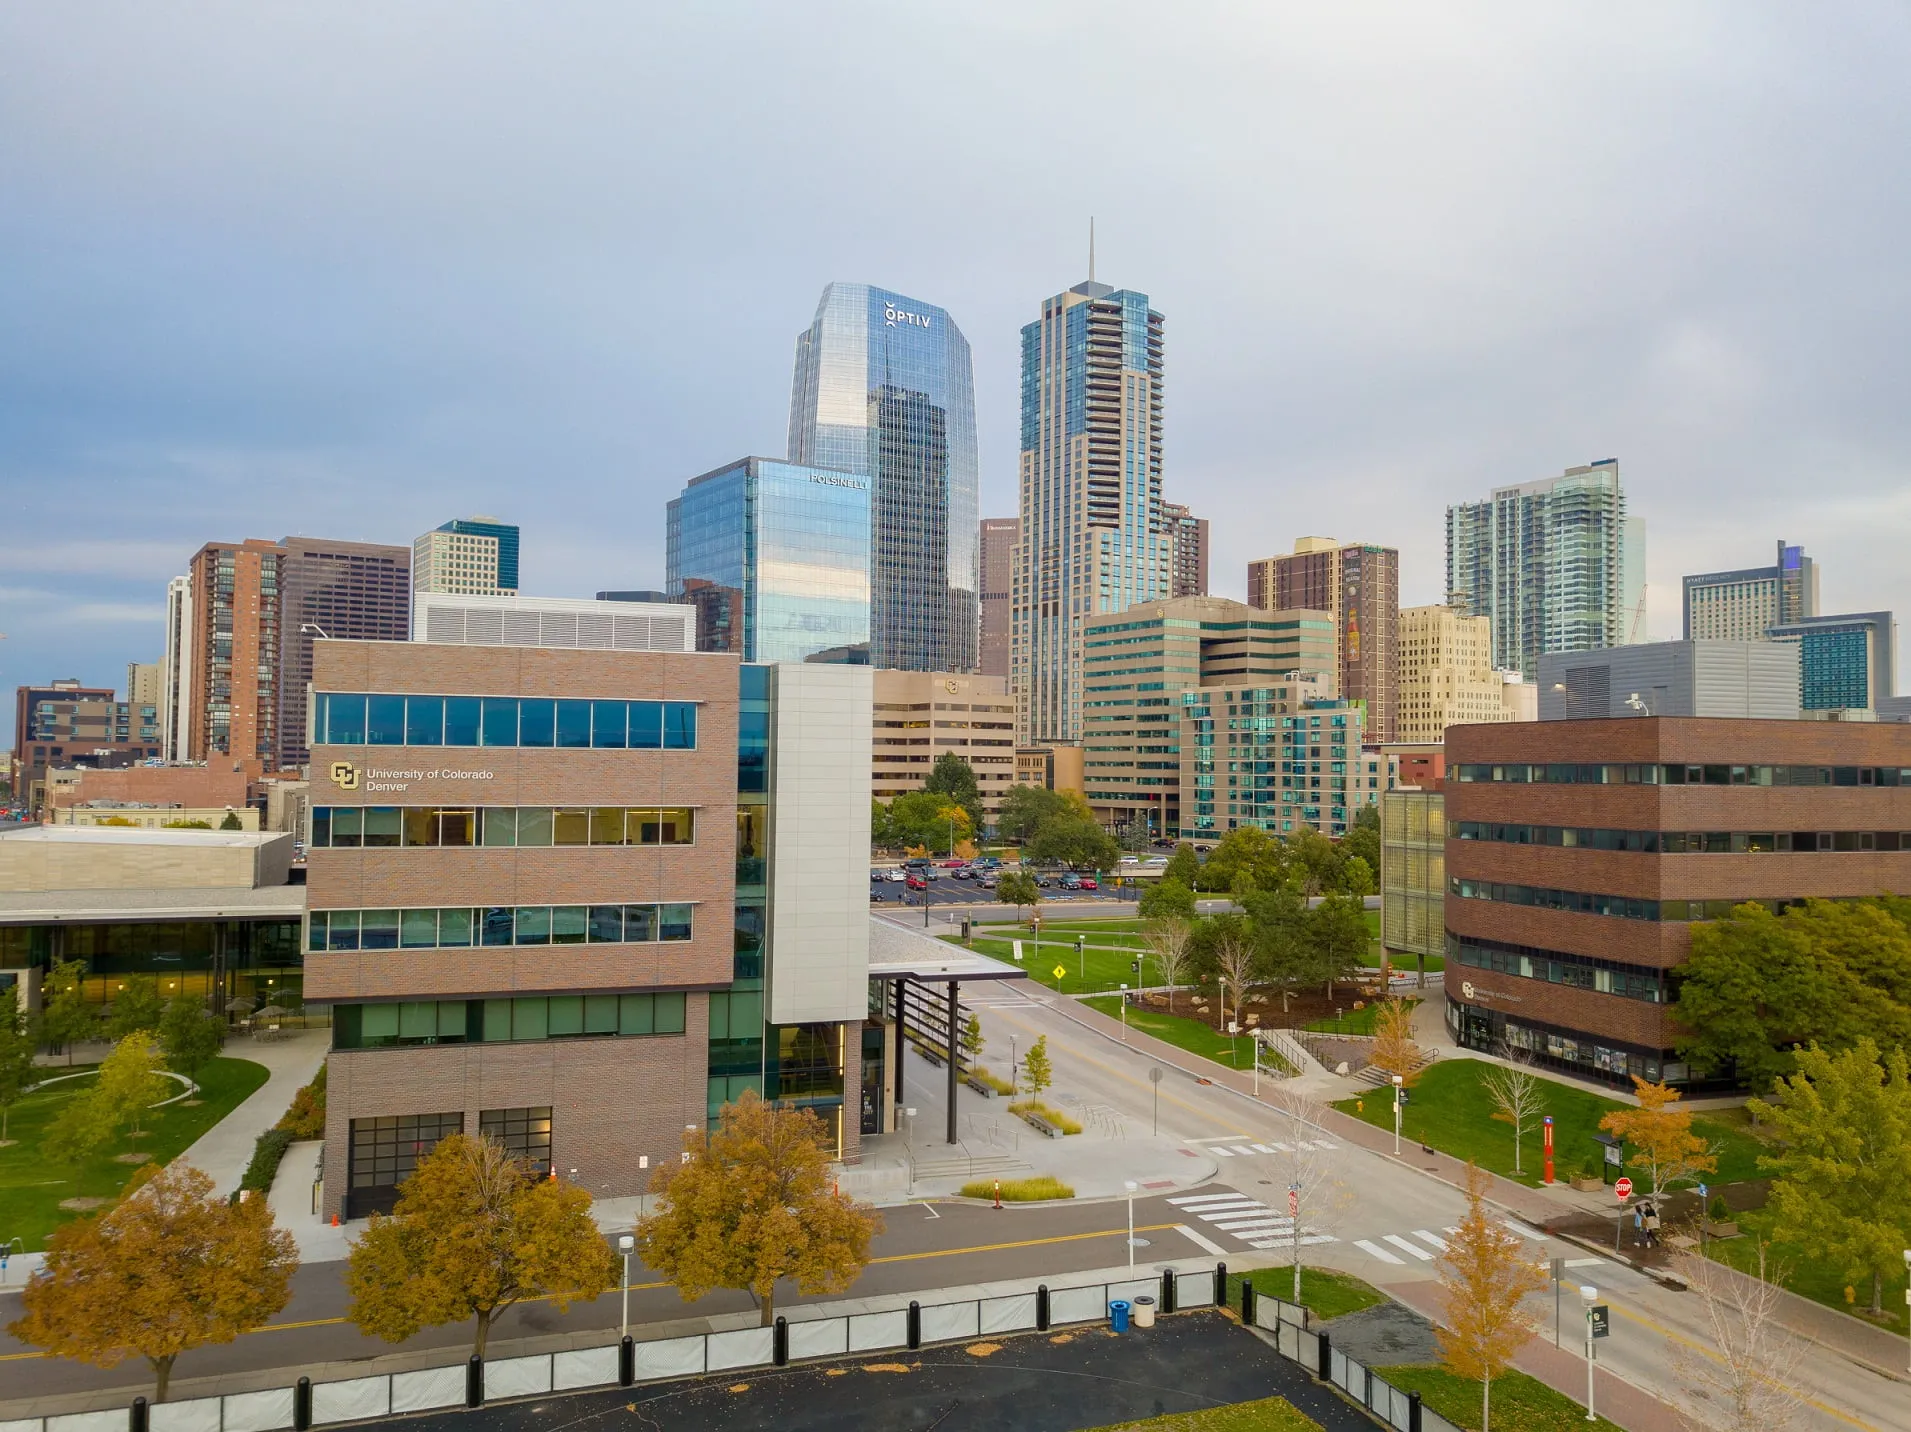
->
5;2;1910;744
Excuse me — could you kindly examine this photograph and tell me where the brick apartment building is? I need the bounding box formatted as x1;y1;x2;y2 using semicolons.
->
1444;718;1911;1086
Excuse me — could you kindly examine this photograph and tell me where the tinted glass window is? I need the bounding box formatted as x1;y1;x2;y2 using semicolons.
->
481;698;518;747
591;701;627;749
366;695;407;746
444;697;481;746
325;694;367;745
629;702;663;749
556;700;592;748
518;698;555;747
406;696;444;746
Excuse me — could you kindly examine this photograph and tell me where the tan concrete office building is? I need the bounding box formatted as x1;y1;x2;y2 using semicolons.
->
1396;604;1520;744
871;671;1015;822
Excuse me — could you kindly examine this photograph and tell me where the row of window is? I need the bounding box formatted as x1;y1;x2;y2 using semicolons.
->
1449;936;1664;1002
1450;878;1809;922
314;692;699;750
308;903;694;951
310;806;695;849
333;993;688;1049
1453;762;1911;787
1451;822;1911;853
349;1109;548;1189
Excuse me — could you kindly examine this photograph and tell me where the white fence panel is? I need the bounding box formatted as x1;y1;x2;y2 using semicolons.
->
312;1374;389;1426
1176;1277;1214;1309
631;1334;704;1382
1048;1283;1107;1325
1106;1277;1157;1307
787;1317;848;1361
1424;1409;1466;1432
221;1388;296;1432
705;1327;774;1372
390;1365;466;1415
1384;1382;1415;1431
0;1420;45;1432
486;1354;552;1400
553;1346;619;1391
847;1309;908;1352
979;1292;1038;1335
47;1416;122;1432
918;1301;979;1344
1294;1327;1319;1369
150;1399;221;1432
1255;1297;1283;1332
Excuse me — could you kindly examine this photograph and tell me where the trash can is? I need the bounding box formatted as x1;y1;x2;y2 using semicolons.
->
1132;1295;1157;1328
1108;1299;1131;1333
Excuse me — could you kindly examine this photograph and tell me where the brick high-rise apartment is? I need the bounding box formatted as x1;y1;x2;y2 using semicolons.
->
1247;538;1400;742
977;517;1017;678
1161;502;1209;598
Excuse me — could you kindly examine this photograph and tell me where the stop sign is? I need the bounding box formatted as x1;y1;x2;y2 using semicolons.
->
1614;1176;1633;1200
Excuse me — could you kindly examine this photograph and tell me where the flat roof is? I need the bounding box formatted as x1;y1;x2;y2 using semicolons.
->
0;885;306;924
0;826;285;849
867;916;1029;983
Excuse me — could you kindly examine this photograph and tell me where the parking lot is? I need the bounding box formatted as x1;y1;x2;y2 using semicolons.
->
869;864;1143;907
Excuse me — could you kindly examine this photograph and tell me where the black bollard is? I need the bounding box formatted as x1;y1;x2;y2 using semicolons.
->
466;1353;484;1408
1408;1389;1423;1432
907;1300;922;1350
1214;1261;1227;1308
1316;1330;1332;1382
773;1316;789;1366
619;1335;635;1387
1161;1267;1177;1315
1241;1279;1257;1327
294;1377;313;1430
129;1397;148;1432
1036;1284;1050;1331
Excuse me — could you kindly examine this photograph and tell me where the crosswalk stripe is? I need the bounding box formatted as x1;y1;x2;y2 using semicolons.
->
1199;1209;1274;1224
1355;1239;1405;1265
1564;1258;1607;1269
1412;1230;1449;1252
1249;1233;1337;1249
1502;1219;1548;1241
1209;1217;1292;1232
1383;1234;1435;1261
1211;1145;1236;1157
1186;1200;1261;1215
1267;1141;1291;1152
1168;1194;1255;1207
1249;1143;1276;1154
1228;1145;1258;1157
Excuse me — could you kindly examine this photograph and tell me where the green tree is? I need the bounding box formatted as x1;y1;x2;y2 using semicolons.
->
1287;827;1344;897
1020;1036;1053;1102
635;1093;880;1327
1162;842;1201;887
923;752;984;834
1760;1039;1911;1315
995;784;1073;846
44;1032;168;1163
158;996;224;1089
107;976;164;1041
218;810;244;830
347;1132;615;1355
995;870;1041;921
1136;876;1196;921
1342;804;1381;877
1303;892;1371;995
1340;854;1376;899
1188;911;1253;984
39;959;97;1065
880;790;973;854
0;987;38;1142
1026;812;1118;872
1198;825;1285;893
959;1013;984;1072
869;798;894;850
1244;880;1310;999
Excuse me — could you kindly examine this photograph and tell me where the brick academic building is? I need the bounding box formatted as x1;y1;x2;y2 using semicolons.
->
1443;717;1911;1086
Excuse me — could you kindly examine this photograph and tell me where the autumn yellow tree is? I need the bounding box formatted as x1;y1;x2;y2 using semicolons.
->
346;1133;615;1357
7;1161;297;1401
1434;1164;1548;1432
43;1030;169;1164
636;1091;881;1326
1368;998;1424;1085
1599;1077;1717;1196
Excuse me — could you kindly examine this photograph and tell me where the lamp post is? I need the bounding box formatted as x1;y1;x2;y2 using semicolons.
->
1119;983;1128;1041
1581;1285;1598;1421
904;1107;918;1195
1902;1250;1911;1374
1076;934;1085;982
1124;1179;1138;1266
617;1234;635;1338
1391;1074;1405;1156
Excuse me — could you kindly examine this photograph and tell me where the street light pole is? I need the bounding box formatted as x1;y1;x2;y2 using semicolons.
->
617;1234;634;1338
1392;1074;1405;1156
1581;1285;1597;1421
1902;1250;1911;1373
1119;983;1128;1041
1124;1179;1138;1267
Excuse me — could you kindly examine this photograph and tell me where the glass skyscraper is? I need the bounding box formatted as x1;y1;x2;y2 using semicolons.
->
1011;279;1168;743
788;283;977;672
666;457;870;664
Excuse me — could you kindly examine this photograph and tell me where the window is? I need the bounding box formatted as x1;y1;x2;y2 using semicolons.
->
313;903;693;951
336;995;685;1049
479;1107;552;1175
349;1112;462;1191
310;806;701;849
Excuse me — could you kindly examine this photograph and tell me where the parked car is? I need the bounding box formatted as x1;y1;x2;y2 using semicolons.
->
1079;875;1099;891
1034;874;1052;888
1144;855;1169;866
1060;874;1083;891
905;874;928;891
938;858;965;868
885;868;906;882
870;868;887;882
972;856;1002;870
978;873;999;890
951;867;971;880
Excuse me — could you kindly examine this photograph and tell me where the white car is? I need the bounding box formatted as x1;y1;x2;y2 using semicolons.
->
885;868;906;883
1144;856;1169;866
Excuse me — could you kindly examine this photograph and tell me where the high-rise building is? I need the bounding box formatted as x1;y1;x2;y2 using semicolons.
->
1011;278;1167;743
666;457;871;664
412;516;520;598
1179;684;1388;842
1446;461;1644;680
1246;538;1401;742
1395;604;1517;743
278;538;411;771
1682;541;1818;642
1767;612;1897;713
977;517;1017;678
868;671;1016;824
1079;595;1336;839
161;575;193;762
1161;502;1209;598
788;284;977;672
9;680;161;813
125;662;161;707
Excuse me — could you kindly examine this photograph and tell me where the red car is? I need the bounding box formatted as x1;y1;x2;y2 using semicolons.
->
906;874;928;891
1079;876;1099;891
938;858;966;868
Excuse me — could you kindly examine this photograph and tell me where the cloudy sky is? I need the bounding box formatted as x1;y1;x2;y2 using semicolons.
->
5;3;1909;741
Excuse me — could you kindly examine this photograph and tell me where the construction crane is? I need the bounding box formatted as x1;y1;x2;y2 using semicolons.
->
1626;585;1649;644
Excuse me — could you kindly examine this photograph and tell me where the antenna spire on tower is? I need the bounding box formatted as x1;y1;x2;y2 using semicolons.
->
1089;216;1096;282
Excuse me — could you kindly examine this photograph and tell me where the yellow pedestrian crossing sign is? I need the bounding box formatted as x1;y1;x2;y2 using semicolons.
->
1051;964;1068;981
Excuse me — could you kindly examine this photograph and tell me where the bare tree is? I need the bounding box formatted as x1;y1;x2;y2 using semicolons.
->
1142;917;1194;1013
1265;1083;1358;1304
1480;1052;1547;1176
1213;935;1258;1046
1666;1245;1804;1432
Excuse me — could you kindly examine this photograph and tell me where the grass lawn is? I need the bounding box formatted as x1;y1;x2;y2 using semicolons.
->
1227;1266;1387;1321
1705;1204;1910;1336
1332;1059;1766;1190
1083;995;1262;1072
0;1055;270;1250
1376;1366;1623;1432
1086;1396;1320;1431
1303;998;1416;1036
959;934;1160;995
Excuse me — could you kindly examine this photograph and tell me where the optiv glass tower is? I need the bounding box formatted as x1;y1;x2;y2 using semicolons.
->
788;283;978;672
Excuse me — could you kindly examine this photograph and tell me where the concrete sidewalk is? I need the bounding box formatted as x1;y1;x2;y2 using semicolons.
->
177;1029;328;1193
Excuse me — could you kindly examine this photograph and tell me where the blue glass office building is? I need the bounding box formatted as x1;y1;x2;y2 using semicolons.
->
1769;611;1898;712
666;458;870;664
788;284;978;672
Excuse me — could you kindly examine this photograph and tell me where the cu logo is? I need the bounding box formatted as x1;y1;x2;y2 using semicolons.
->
1460;981;1476;1000
330;761;360;791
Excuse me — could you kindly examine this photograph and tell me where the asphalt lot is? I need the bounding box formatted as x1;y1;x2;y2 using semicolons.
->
397;1311;1374;1432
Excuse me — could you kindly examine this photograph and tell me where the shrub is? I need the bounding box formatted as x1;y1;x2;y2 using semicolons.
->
974;1067;1015;1095
1709;1194;1731;1222
1007;1100;1083;1135
958;1175;1074;1201
238;1127;294;1198
276;1063;326;1140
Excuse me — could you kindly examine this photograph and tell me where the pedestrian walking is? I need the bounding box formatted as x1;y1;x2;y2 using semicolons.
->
1642;1201;1660;1248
